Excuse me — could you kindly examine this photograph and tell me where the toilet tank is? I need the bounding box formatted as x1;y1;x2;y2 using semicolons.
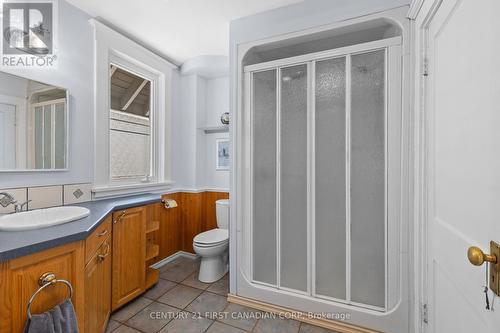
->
216;199;229;229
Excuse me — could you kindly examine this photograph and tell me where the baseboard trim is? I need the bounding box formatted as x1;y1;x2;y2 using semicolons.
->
226;294;381;333
150;251;198;269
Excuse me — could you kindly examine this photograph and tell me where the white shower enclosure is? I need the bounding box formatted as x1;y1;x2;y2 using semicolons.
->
234;11;409;332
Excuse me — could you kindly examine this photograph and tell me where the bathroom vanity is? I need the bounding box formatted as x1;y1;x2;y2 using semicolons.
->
0;195;161;333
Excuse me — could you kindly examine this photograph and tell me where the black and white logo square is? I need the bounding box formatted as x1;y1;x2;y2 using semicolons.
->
2;1;53;55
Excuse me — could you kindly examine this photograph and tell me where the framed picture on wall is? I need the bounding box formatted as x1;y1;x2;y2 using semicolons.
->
216;138;230;171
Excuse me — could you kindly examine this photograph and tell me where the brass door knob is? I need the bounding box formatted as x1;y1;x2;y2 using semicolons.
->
467;246;498;266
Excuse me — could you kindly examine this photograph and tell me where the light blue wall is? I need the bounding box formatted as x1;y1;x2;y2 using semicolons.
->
172;72;230;191
230;0;410;45
0;0;94;188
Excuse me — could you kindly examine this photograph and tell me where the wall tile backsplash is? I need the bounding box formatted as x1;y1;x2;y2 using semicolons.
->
28;186;63;210
64;183;92;205
0;188;27;213
0;183;93;212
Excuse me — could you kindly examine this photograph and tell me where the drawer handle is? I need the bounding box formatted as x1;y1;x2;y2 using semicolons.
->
113;210;126;224
97;229;108;237
98;242;111;262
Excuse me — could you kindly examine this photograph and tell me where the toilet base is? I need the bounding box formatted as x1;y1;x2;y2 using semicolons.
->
198;255;228;283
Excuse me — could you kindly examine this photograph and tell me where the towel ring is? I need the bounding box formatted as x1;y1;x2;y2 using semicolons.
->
26;272;73;320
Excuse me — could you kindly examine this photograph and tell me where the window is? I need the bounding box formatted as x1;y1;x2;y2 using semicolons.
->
109;65;152;181
92;20;174;198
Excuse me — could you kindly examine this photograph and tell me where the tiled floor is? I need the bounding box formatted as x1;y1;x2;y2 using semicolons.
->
107;257;339;333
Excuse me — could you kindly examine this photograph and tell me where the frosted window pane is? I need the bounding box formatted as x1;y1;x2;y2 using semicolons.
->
34;107;43;169
350;50;385;307
252;70;277;285
280;64;308;291
43;105;52;168
315;57;346;299
54;103;65;169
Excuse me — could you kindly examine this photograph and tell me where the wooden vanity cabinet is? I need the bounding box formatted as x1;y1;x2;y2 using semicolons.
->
0;204;160;333
84;217;112;333
111;206;147;310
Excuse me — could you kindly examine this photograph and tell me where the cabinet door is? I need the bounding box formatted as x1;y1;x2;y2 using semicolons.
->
0;242;85;333
112;206;146;310
85;238;111;333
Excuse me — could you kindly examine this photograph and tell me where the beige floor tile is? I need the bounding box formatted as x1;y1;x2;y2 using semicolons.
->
181;272;211;290
112;325;143;333
253;317;300;333
126;301;181;333
185;291;228;316
160;260;198;282
144;279;178;300
111;297;153;322
206;321;248;333
206;274;229;296
158;311;213;333
218;303;260;331
299;323;342;333
157;284;204;309
105;319;121;332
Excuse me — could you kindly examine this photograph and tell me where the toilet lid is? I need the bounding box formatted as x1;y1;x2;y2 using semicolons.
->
194;229;228;245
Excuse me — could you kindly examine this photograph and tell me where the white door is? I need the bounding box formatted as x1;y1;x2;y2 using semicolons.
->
0;102;16;169
425;0;500;332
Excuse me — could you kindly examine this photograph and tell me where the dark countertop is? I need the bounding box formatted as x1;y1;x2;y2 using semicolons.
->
0;193;162;262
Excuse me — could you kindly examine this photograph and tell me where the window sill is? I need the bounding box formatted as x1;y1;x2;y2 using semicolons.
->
92;181;174;199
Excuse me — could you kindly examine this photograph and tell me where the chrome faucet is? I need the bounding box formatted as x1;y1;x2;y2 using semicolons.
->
14;200;32;213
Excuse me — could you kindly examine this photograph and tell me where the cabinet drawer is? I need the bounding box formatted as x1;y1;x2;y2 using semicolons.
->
85;215;112;263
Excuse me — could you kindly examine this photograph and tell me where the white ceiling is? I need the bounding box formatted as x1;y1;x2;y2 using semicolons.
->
65;0;304;65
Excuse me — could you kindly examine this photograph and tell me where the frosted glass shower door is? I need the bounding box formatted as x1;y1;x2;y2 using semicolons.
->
350;50;386;308
314;57;347;301
280;64;308;292
251;65;309;292
245;38;403;319
314;50;387;309
252;69;277;286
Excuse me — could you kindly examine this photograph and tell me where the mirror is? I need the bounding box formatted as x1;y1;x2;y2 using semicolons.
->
0;71;68;171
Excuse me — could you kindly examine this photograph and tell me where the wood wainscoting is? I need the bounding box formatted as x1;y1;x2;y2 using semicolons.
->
150;191;229;263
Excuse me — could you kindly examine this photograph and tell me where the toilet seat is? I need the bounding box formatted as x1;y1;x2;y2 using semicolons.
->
193;229;228;246
194;240;228;248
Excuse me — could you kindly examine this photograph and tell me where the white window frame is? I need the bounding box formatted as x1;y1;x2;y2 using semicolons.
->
91;20;175;198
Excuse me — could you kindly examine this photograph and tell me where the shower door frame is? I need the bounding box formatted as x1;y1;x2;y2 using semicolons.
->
235;35;410;333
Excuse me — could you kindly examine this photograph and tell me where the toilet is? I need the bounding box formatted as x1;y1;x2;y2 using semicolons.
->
193;199;229;283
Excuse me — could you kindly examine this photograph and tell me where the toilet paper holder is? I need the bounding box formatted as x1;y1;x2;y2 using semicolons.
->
161;198;178;209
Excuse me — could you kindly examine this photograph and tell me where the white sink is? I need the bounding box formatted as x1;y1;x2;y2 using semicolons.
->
0;206;90;231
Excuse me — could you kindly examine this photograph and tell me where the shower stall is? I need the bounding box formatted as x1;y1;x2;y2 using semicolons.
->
233;10;409;333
